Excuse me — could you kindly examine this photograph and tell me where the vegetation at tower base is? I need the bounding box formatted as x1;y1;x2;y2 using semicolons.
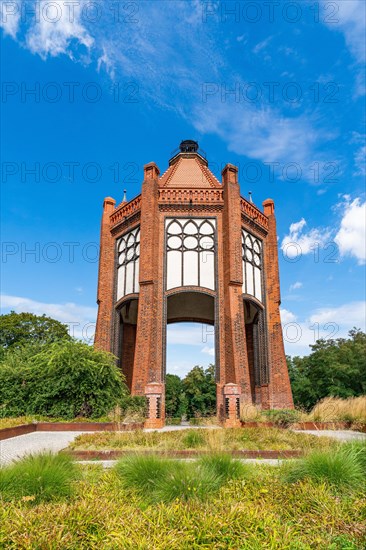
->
165;374;187;418
287;329;366;411
0;311;70;354
0;340;128;419
182;364;216;418
165;366;216;419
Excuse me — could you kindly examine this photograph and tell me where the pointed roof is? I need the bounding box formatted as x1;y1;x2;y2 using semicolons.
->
159;155;221;188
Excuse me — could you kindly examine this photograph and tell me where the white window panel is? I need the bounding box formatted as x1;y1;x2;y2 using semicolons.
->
165;218;216;291
200;250;215;290
167;251;182;290
183;251;198;286
254;267;262;302
246;262;254;296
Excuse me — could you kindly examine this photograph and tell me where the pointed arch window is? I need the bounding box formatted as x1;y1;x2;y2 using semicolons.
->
242;229;262;302
166;218;216;290
116;227;140;300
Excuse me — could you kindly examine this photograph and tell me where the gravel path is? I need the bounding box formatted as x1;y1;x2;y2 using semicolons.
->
0;431;88;466
292;429;366;441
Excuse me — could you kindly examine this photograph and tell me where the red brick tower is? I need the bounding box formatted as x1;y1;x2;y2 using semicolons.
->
95;141;293;427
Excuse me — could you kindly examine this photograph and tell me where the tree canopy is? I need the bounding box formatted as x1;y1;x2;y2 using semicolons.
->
288;329;366;410
0;311;70;351
0;339;127;419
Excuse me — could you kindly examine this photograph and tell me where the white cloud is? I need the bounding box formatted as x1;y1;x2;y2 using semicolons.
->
252;36;273;54
281;218;331;259
354;145;366;176
167;323;214;347
280;309;297;323
201;345;215;356
0;294;97;342
1;1;338;175
309;301;366;326
26;0;94;59
320;0;365;95
281;301;366;356
289;282;303;291
321;0;365;64
0;0;21;38
334;198;366;264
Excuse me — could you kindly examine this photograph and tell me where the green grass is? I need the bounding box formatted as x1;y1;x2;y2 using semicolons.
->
198;452;251;482
1;462;364;549
115;453;252;504
282;444;365;490
181;429;206;448
115;454;175;497
69;427;336;453
0;452;79;504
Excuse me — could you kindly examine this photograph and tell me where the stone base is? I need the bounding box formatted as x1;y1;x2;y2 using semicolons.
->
144;418;165;429
223;418;241;428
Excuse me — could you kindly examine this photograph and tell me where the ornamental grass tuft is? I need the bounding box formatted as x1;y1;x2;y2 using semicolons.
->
0;451;79;504
282;444;365;489
114;454;174;498
198;452;251;482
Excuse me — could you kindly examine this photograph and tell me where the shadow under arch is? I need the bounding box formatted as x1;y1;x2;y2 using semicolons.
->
243;297;269;405
166;290;215;325
115;297;139;391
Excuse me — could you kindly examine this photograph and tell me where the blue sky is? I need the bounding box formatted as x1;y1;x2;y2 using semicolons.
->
1;0;365;376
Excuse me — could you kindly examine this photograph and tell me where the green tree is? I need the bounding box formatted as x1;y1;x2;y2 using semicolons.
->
183;364;216;418
288;329;366;410
0;339;128;419
165;374;187;418
0;312;70;351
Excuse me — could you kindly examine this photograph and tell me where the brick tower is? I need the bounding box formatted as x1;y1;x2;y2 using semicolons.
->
95;141;293;427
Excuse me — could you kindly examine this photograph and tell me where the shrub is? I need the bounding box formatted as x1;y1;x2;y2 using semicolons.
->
198;453;251;482
118;395;147;422
181;429;206;448
262;409;301;427
0;340;128;419
0;452;78;503
283;446;364;489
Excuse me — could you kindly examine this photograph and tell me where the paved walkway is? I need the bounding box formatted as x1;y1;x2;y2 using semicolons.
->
0;431;88;466
292;429;366;441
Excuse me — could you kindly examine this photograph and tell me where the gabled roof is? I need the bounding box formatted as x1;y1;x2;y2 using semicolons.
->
159;155;221;188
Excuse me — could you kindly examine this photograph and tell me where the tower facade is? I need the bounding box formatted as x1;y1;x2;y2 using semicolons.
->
95;141;293;426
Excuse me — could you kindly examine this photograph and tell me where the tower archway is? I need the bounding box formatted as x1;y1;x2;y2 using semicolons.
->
165;291;216;419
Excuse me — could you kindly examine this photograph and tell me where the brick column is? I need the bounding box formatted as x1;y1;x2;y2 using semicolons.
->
131;163;163;398
144;382;165;429
223;383;241;427
262;199;294;409
220;165;252;408
94;197;116;351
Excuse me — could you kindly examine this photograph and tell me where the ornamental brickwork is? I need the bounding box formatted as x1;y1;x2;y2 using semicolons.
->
95;141;294;426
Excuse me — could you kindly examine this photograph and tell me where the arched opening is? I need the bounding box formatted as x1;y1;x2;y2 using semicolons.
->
243;299;269;404
117;298;138;391
165;291;216;419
